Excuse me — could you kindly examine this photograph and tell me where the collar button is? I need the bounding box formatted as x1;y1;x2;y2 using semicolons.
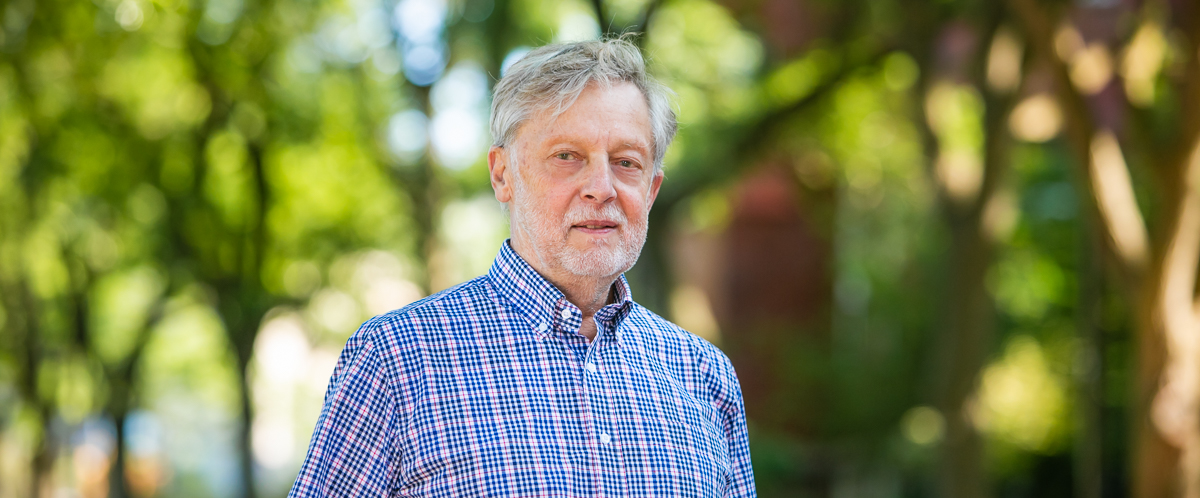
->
560;309;572;320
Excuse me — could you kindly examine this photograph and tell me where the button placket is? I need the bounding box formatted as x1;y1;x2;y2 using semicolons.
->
582;334;610;455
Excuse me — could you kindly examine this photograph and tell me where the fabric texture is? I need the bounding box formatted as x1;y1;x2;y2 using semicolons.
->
289;241;756;497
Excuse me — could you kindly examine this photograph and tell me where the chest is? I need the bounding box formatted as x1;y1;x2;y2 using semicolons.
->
395;329;730;497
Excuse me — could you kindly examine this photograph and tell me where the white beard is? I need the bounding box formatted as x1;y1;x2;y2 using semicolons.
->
509;174;648;278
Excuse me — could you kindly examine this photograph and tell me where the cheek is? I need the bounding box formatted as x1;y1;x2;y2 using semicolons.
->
617;185;653;211
616;199;647;222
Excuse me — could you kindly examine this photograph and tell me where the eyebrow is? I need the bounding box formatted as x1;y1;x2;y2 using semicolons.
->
539;137;650;154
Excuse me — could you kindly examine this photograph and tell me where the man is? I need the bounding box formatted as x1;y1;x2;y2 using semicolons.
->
289;37;756;497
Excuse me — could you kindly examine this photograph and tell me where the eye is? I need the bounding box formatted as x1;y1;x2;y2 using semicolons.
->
556;152;572;160
618;160;635;168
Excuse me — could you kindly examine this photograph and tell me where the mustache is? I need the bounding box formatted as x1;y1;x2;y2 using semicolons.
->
564;204;627;226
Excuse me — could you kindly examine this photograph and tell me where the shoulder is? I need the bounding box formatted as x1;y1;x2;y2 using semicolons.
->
355;276;498;340
327;277;500;407
335;276;498;376
626;304;729;360
623;304;747;424
624;303;739;387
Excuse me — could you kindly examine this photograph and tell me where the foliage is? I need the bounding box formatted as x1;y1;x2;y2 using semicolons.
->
2;0;1197;497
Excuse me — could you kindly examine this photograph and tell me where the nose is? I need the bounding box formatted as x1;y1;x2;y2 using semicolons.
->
580;158;617;204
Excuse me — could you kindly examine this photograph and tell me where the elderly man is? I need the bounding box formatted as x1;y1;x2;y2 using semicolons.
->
290;38;756;497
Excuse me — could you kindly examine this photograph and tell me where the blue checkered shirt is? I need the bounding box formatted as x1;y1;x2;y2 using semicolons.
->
289;242;756;497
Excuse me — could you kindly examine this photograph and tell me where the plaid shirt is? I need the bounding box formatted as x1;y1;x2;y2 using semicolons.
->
290;242;756;497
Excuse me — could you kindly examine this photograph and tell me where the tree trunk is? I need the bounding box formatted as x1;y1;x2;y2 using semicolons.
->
389;84;439;294
31;412;54;498
110;403;131;498
923;39;1014;498
1006;1;1200;495
15;280;55;498
934;215;993;498
237;351;258;498
1076;225;1105;498
1136;140;1200;498
1133;295;1179;498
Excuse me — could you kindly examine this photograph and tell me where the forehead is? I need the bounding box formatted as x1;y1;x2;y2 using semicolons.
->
517;81;652;149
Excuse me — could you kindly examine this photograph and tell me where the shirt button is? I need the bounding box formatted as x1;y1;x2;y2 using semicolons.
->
599;433;611;444
536;322;548;332
560;309;572;319
585;363;597;373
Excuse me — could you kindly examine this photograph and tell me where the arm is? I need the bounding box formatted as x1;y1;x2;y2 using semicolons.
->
719;357;757;498
289;333;401;497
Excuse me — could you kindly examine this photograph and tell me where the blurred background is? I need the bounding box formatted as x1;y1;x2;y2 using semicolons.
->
2;0;1199;496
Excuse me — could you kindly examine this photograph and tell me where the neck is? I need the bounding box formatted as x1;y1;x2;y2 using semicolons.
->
555;274;616;317
510;239;617;318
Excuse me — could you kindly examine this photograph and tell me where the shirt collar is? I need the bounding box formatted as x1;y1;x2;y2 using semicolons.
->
488;240;634;341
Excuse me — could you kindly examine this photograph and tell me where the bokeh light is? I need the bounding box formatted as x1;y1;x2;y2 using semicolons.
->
3;0;1198;497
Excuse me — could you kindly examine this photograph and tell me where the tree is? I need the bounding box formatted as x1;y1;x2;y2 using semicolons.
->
1008;1;1200;496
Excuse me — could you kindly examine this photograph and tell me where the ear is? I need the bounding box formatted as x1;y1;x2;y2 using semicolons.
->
488;145;513;204
646;171;664;210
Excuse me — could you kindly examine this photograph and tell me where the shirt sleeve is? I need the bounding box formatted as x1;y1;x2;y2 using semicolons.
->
719;357;756;498
289;333;400;497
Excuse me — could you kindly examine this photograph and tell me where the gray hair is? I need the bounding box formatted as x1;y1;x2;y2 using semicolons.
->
490;37;677;173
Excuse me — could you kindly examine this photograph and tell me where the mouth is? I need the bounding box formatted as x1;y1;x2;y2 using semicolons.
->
571;220;619;232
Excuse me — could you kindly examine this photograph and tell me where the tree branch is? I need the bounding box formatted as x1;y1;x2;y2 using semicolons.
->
1140;1;1200;229
729;0;888;161
737;49;891;158
633;0;665;36
1118;3;1200;310
1008;0;1149;286
590;0;611;36
1172;3;1200;324
971;9;1019;223
1160;140;1200;325
1089;131;1150;269
1173;4;1200;165
654;46;892;210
